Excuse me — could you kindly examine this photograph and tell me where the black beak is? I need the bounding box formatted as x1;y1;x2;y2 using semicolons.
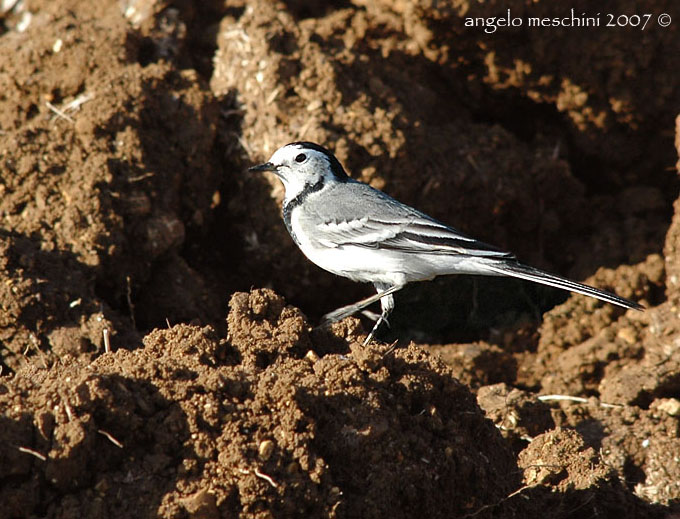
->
248;162;277;173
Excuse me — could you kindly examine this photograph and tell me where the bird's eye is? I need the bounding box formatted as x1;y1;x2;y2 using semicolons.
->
295;153;307;163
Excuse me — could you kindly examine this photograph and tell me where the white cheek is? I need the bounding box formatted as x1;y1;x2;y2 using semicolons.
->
281;174;308;202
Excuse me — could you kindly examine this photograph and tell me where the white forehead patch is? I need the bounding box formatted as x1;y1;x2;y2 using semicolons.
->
269;144;317;165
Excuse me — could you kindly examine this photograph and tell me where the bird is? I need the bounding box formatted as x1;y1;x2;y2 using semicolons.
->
249;141;644;344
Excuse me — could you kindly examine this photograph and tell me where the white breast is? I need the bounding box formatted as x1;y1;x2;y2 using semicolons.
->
290;209;432;286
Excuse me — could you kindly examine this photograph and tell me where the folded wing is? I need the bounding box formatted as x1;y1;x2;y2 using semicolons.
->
316;214;514;259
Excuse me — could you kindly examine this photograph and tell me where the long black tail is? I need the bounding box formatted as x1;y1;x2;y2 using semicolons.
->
483;260;644;311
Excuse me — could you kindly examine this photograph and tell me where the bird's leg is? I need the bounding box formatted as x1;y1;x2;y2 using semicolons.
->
360;309;381;322
363;284;395;345
321;284;403;327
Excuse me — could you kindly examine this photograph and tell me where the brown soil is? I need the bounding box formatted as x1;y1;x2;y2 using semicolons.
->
0;0;679;517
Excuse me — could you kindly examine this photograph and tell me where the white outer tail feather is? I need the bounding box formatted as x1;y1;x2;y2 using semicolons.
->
483;260;644;311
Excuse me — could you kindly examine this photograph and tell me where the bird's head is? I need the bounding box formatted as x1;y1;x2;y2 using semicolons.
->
249;142;349;201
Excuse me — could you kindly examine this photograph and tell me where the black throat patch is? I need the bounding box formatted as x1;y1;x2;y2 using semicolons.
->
282;179;325;244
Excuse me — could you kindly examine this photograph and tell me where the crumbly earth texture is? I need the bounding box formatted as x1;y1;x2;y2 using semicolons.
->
0;0;679;518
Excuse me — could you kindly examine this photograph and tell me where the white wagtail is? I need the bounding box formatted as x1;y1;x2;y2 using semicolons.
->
250;142;644;344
